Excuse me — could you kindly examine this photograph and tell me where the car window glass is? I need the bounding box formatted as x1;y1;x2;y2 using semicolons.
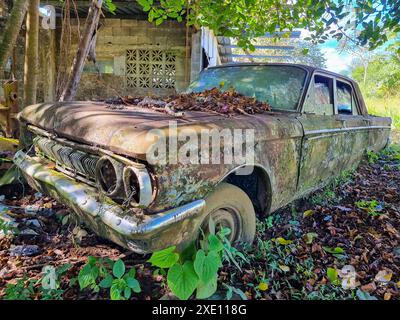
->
188;65;307;111
303;75;334;115
337;81;353;115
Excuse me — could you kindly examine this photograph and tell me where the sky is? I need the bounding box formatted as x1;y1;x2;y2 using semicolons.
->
299;29;355;74
319;40;354;74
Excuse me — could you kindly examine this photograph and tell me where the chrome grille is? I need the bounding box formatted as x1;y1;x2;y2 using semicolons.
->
33;136;99;180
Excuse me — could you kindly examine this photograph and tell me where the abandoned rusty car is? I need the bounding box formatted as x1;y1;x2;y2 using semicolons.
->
14;63;391;253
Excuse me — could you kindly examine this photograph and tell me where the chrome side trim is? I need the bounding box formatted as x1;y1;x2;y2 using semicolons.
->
305;126;391;136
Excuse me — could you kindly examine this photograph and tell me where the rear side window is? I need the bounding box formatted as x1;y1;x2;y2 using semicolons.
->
303;75;334;115
337;80;359;115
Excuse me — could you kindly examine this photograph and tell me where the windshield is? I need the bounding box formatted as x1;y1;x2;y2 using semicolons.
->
188;65;307;111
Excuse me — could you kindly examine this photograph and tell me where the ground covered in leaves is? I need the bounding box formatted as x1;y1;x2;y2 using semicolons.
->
0;145;399;300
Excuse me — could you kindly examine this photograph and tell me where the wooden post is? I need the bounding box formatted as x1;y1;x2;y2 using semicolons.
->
41;29;57;102
59;0;103;102
23;0;39;107
20;0;39;148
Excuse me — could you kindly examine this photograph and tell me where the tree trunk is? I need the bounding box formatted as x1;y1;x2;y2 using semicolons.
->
23;0;39;107
20;0;39;148
0;0;29;75
363;61;368;85
59;0;103;102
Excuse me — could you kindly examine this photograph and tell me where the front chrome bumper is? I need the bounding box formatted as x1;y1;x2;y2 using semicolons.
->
14;150;205;253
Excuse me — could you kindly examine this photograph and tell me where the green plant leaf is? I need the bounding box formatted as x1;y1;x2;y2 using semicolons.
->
194;249;221;283
155;17;164;25
327;267;338;284
78;264;94;289
196;276;218;299
0;165;19;187
180;242;197;262
356;289;378;300
113;259;125;279
208;234;224;252
126;278;141;293
148;246;179;268
276;237;293;245
127;267;136;279
323;246;345;254
167;261;199;300
99;275;113;289
124;287;132;299
110;284;122;300
305;232;318;244
303;209;314;218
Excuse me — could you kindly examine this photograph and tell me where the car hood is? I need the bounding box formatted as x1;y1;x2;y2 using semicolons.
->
19;101;300;160
19;102;243;160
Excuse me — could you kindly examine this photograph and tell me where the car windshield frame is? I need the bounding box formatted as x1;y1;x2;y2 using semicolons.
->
187;64;310;112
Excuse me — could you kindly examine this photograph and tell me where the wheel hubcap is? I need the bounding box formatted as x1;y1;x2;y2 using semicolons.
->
202;207;242;243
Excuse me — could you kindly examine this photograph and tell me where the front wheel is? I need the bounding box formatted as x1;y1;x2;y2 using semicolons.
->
199;183;256;245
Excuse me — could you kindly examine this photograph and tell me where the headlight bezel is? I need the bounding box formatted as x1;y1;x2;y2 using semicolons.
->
95;155;125;198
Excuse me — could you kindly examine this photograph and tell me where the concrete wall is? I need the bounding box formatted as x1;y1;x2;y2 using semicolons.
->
66;18;192;100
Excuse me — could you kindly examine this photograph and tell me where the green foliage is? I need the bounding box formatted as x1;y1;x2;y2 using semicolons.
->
351;50;400;131
4;276;35;300
0;217;19;237
104;0;117;14
355;199;384;216
356;289;378;300
309;170;354;206
4;264;72;300
0;165;20;187
148;228;233;300
381;144;400;161
222;283;248;300
322;246;346;259
77;257;141;300
326;267;339;285
135;0;399;51
148;246;179;268
367;150;379;164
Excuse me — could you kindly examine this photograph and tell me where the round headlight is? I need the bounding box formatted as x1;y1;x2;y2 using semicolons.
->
95;156;124;198
123;166;153;207
123;167;141;205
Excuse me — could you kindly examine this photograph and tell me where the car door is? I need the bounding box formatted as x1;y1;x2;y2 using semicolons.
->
334;78;370;171
296;73;346;196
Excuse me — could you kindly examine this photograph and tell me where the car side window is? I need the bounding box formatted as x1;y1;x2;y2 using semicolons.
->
303;75;334;115
336;80;359;115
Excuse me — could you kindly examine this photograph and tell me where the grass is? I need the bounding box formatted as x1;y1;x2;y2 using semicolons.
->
364;96;400;130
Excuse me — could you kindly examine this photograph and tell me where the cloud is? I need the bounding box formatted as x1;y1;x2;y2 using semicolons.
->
320;47;354;73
